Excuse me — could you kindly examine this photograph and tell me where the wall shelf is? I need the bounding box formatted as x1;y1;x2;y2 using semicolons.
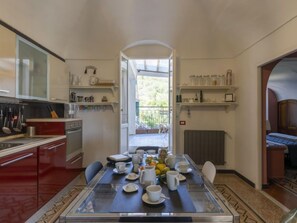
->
76;102;118;112
177;85;238;91
69;85;118;96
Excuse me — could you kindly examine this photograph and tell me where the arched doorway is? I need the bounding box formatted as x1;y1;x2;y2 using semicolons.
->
119;41;176;154
261;52;297;209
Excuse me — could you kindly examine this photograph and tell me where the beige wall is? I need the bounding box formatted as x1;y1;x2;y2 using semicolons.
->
176;58;236;169
234;17;297;188
66;59;119;166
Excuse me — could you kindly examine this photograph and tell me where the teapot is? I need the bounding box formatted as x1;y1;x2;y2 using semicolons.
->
139;166;156;187
89;75;99;86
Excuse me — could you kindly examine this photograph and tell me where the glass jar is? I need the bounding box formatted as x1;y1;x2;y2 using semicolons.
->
189;75;195;86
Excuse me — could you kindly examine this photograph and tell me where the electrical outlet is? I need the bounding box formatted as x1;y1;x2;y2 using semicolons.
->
179;120;186;125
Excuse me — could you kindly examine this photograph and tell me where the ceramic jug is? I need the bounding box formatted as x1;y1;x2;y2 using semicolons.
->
139;166;156;187
165;154;176;169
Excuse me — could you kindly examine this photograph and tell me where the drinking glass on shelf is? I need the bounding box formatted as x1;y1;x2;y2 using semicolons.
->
189;75;195;86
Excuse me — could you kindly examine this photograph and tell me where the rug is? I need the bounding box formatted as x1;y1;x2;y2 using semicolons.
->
37;186;84;223
271;168;297;195
215;184;266;223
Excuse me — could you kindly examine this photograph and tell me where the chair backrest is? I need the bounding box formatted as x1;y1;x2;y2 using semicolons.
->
85;161;103;184
136;146;159;153
202;161;216;183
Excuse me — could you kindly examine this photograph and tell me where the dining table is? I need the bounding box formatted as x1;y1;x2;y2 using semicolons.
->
59;154;239;222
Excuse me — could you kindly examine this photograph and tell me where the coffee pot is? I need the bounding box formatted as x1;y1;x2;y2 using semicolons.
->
139;166;156;187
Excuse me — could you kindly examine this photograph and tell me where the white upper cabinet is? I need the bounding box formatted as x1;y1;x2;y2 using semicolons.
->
49;55;69;102
16;37;48;100
0;25;16;98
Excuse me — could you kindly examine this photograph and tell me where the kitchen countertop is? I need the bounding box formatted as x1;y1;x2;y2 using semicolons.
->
26;118;82;122
0;134;66;158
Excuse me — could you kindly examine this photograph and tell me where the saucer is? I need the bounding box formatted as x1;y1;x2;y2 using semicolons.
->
125;173;139;181
113;168;128;174
123;183;139;193
142;193;165;205
178;173;186;181
175;167;192;174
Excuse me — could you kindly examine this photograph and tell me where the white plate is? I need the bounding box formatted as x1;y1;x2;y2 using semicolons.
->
175;167;193;174
142;193;165;205
178;173;186;181
125;173;139;181
113;168;128;174
123;183;139;193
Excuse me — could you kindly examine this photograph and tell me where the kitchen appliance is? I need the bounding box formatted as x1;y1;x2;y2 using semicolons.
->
26;119;83;169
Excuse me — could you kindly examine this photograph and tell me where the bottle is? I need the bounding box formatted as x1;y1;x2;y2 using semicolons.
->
199;90;203;103
195;93;198;102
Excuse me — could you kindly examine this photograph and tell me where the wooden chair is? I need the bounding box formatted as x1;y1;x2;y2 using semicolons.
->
202;161;216;183
85;161;103;184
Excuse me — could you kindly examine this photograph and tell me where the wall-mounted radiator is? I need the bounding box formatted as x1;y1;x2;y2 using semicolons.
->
184;130;225;165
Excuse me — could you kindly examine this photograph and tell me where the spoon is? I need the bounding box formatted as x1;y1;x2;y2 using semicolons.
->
160;195;170;200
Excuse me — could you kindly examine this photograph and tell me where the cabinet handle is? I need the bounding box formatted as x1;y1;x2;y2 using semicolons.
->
0;153;34;167
0;89;10;94
46;142;65;150
66;129;82;134
71;156;82;164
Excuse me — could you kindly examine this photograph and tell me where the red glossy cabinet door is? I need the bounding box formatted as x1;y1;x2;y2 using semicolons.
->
38;139;68;208
0;148;38;223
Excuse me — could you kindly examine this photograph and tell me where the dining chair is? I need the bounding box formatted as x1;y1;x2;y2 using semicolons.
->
135;146;159;154
85;161;103;184
202;161;216;183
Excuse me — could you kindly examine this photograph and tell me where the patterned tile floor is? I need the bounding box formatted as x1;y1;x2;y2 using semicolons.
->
215;174;287;223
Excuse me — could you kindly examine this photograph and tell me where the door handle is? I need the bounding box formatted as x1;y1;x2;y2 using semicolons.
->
46;142;65;150
71;156;82;164
0;153;33;167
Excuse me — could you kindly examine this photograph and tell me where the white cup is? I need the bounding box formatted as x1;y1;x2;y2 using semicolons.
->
136;150;145;159
132;154;141;164
177;161;190;172
166;171;180;191
146;185;162;202
115;162;126;173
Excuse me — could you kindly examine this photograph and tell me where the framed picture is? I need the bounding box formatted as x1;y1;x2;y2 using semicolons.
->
225;93;234;102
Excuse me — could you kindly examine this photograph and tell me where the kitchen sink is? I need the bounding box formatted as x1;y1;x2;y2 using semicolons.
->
0;142;24;151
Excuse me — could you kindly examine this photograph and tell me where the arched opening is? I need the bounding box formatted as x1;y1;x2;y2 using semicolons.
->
119;41;175;154
261;51;297;209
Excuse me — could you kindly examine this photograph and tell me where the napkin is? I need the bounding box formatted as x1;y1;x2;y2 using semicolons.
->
107;154;130;162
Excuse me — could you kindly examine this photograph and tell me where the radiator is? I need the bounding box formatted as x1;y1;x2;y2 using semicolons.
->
184;130;225;165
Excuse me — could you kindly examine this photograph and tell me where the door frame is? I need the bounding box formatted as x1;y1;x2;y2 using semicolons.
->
119;52;129;154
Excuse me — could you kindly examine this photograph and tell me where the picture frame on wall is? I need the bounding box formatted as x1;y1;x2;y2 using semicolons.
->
225;93;234;102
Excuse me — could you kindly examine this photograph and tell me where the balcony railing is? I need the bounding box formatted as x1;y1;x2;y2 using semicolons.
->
136;106;169;131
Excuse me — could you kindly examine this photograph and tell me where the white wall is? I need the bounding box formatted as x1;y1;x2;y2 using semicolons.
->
66;59;119;166
176;58;236;169
235;17;297;188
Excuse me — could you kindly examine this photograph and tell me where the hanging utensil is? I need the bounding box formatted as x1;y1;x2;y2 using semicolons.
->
13;107;22;132
2;108;11;134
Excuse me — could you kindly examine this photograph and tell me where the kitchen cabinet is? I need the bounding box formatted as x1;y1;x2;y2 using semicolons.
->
17;36;48;100
176;85;238;112
0;25;16;98
0;148;38;222
49;55;69;102
38;139;69;208
69;85;118;111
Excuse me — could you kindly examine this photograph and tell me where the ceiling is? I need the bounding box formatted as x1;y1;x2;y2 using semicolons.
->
1;0;297;59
